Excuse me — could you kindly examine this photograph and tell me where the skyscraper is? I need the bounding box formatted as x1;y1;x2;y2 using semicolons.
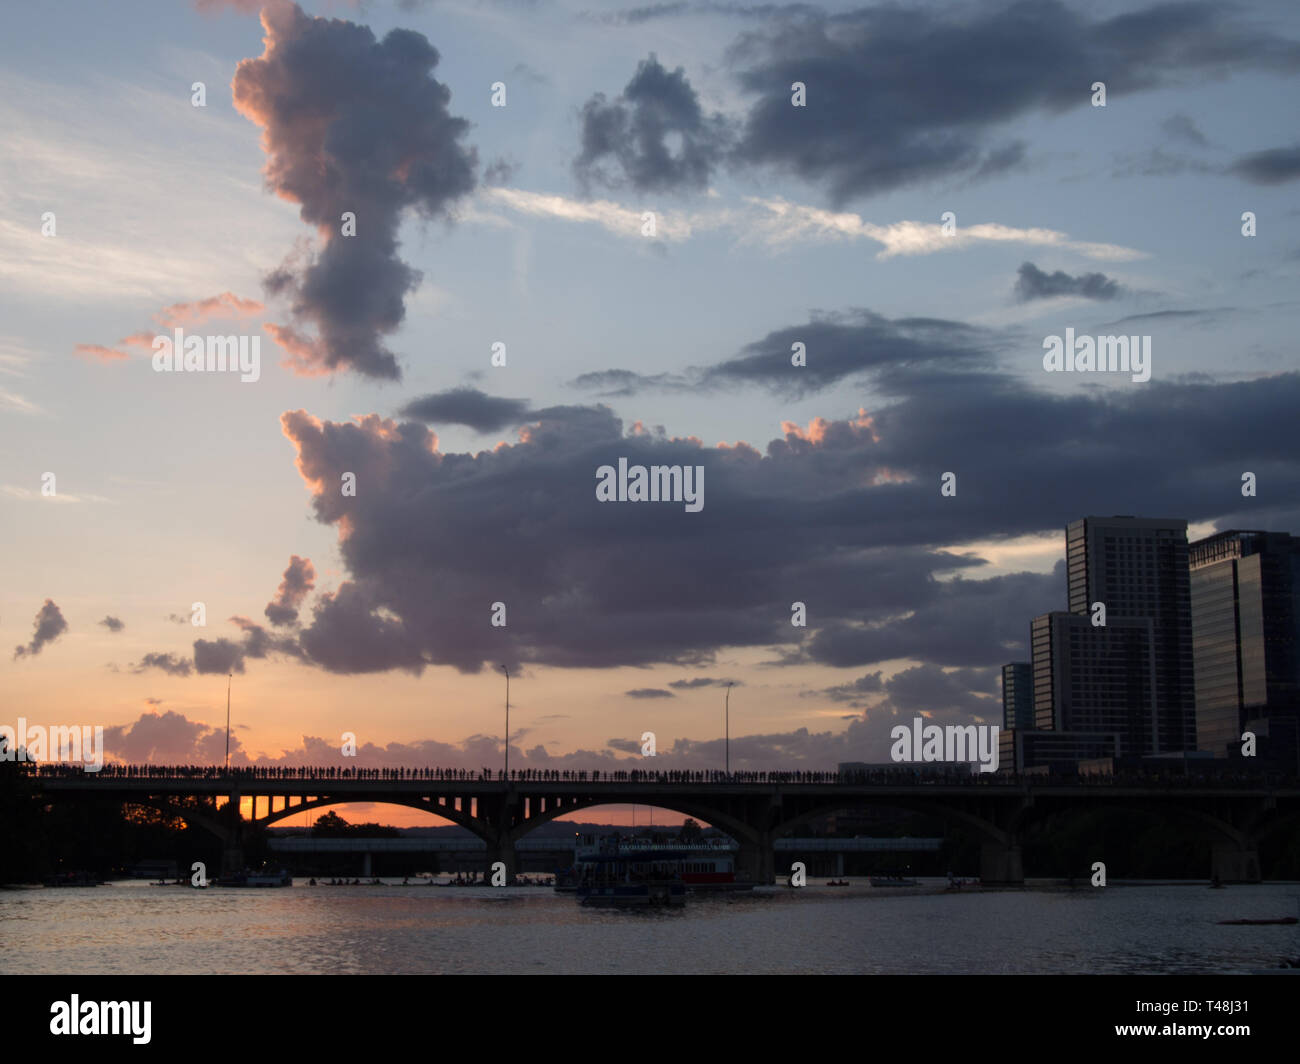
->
1063;516;1195;753
1030;611;1153;754
1001;662;1033;731
1189;530;1300;765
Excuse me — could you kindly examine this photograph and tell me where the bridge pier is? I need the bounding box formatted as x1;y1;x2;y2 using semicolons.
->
220;789;244;877
1211;845;1261;884
737;832;775;886
979;842;1023;885
362;852;372;878
485;836;517;884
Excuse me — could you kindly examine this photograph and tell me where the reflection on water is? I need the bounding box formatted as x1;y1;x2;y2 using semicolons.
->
2;881;1297;974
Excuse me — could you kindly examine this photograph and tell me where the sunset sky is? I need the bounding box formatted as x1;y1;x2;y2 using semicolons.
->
3;0;1298;826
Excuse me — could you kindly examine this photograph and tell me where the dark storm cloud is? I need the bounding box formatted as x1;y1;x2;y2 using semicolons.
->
703;311;1000;397
574;54;735;194
724;0;1300;204
132;652;194;677
400;388;534;432
799;567;1062;671
232;2;477;380
13;599;68;660
275;330;1300;679
570;311;1000;400
883;664;998;718
1014;262;1123;302
1229;144;1300;185
194;637;247;675
99;615;125;632
194;617;305;674
625;687;675;698
265;555;316;626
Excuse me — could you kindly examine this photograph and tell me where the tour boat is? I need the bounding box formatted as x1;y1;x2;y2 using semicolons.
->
571;838;693;906
564;837;750;901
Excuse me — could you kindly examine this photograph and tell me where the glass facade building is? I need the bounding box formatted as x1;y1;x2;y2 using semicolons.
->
1031;611;1154;754
1063;516;1195;752
1189;530;1300;764
1001;662;1033;731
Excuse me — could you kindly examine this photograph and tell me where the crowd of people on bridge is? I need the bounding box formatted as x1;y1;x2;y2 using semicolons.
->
23;762;1295;787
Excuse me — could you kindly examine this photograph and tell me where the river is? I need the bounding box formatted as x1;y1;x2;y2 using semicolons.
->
3;880;1298;975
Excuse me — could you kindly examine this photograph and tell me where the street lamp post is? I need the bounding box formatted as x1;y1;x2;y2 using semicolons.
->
224;673;232;775
725;682;732;778
501;664;510;780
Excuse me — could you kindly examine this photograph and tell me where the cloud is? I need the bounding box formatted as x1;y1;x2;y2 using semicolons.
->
568;368;694;397
194;616;305;674
1014;261;1123;302
1230;144;1300;185
265;555;316;626
132;652;194;677
480;186;1144;260
571;310;1002;400
816;670;884;705
132;615;303;677
702;310;1000;397
1162;113;1208;147
102;709;241;764
270;326;1300;680
574;54;735;194
13;599;68;659
0;388;44;414
1110;147;1217;179
154;291;263;327
195;0;264;14
400;388;534;432
483;158;519;187
625;687;675;698
882;664;998;718
74;294;261;364
232;2;478;379
668;676;741;689
99;616;125;633
584;3;818;25
726;1;1300;204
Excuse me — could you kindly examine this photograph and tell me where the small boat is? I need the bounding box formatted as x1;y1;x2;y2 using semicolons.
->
217;868;292;888
1218;916;1298;926
870;874;920;887
44;872;104;887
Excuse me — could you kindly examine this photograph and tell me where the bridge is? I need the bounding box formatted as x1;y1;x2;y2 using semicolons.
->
31;768;1300;884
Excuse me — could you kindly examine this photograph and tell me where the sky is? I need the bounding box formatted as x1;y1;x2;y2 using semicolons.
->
2;0;1298;827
